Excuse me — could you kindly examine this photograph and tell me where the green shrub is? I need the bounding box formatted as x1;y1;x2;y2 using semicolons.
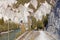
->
31;16;37;30
37;20;44;29
0;21;19;32
42;14;48;27
0;17;4;25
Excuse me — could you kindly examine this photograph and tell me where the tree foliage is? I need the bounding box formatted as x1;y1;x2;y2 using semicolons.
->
0;18;19;32
31;16;37;29
37;20;44;29
42;14;48;27
0;17;4;25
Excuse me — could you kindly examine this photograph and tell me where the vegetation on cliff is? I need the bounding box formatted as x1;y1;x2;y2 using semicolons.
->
0;18;19;32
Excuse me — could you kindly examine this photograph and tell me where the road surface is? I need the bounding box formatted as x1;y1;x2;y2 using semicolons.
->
35;30;56;40
16;30;56;40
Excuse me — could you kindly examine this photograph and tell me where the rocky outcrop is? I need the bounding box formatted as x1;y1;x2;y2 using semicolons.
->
0;0;52;23
47;0;60;40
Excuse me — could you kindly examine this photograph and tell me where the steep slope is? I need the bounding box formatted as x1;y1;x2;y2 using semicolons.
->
47;0;60;40
34;1;51;20
0;0;31;23
0;0;52;23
